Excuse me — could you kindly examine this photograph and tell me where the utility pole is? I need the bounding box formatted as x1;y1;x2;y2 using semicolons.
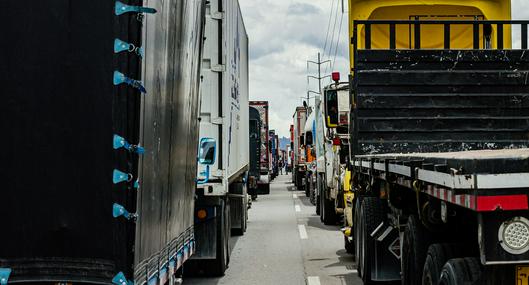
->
307;52;331;102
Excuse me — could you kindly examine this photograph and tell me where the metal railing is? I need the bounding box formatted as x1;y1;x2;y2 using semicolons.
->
352;20;529;50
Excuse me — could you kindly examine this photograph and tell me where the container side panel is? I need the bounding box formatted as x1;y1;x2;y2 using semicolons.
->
223;0;250;180
1;0;143;282
136;0;205;279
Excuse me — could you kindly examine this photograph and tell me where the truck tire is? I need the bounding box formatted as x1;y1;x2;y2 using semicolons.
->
358;197;385;284
402;215;432;285
354;196;364;265
305;175;310;197
344;235;354;255
439;258;482;285
322;195;337;225
319;182;324;222
315;185;321;214
297;171;304;190
210;201;230;276
422;244;467;285
230;183;248;236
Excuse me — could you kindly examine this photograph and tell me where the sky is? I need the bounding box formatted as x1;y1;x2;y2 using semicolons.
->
239;0;529;138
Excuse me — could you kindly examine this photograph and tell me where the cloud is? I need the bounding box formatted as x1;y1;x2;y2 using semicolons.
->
239;0;529;138
287;3;321;15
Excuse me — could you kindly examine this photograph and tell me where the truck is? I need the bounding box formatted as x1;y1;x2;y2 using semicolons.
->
189;0;249;276
269;130;278;180
248;106;262;200
344;0;529;284
250;101;271;194
1;0;206;284
317;79;352;228
292;107;308;190
303;108;318;201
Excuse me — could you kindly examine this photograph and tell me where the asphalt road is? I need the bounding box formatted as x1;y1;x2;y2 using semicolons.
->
185;174;362;285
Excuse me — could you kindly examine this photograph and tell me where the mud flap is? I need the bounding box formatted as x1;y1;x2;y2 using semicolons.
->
372;223;402;281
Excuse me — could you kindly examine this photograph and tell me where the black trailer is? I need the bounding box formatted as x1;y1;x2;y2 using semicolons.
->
1;1;206;284
349;20;529;285
248;106;262;199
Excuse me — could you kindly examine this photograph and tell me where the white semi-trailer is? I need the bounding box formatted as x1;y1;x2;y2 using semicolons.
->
188;0;249;276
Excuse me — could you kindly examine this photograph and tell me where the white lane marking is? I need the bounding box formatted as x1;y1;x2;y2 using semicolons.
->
298;224;308;239
295;205;301;212
350;269;358;274
293;194;298;199
307;276;321;285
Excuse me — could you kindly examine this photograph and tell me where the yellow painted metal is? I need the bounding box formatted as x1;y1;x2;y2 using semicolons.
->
344;169;352;192
516;265;529;285
348;0;513;70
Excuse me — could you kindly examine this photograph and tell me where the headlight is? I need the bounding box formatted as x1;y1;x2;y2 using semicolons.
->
498;216;529;255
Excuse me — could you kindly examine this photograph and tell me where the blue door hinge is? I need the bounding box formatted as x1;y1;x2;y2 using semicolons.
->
113;135;145;155
114;39;144;58
0;268;11;285
114;71;147;93
113;203;138;220
115;1;157;16
112;272;134;285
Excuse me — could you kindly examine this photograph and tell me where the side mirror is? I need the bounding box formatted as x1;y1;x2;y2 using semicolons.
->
198;138;216;165
197;138;216;185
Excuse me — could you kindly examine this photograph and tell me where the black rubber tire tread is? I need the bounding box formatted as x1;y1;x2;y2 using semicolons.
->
316;194;321;215
344;235;354;254
319;180;324;222
439;258;482;285
305;176;310;197
297;171;304;190
359;197;385;284
402;215;432;285
422;244;469;285
322;195;338;225
210;201;229;276
353;196;364;267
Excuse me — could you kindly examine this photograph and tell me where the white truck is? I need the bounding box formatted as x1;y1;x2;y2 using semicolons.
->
188;0;249;276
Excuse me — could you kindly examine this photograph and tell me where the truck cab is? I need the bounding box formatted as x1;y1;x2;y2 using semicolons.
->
317;79;351;227
292;107;308;190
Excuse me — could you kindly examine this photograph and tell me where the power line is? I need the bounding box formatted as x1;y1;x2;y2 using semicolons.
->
331;12;344;72
325;0;341;74
321;0;336;58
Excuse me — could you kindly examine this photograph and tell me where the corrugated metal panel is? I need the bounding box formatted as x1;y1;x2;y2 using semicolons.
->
2;0;206;283
199;0;249;182
352;50;529;156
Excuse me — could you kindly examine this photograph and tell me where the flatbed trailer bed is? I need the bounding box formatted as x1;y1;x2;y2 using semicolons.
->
353;148;529;213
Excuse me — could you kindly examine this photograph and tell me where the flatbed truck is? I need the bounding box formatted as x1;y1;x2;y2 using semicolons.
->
345;1;529;284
